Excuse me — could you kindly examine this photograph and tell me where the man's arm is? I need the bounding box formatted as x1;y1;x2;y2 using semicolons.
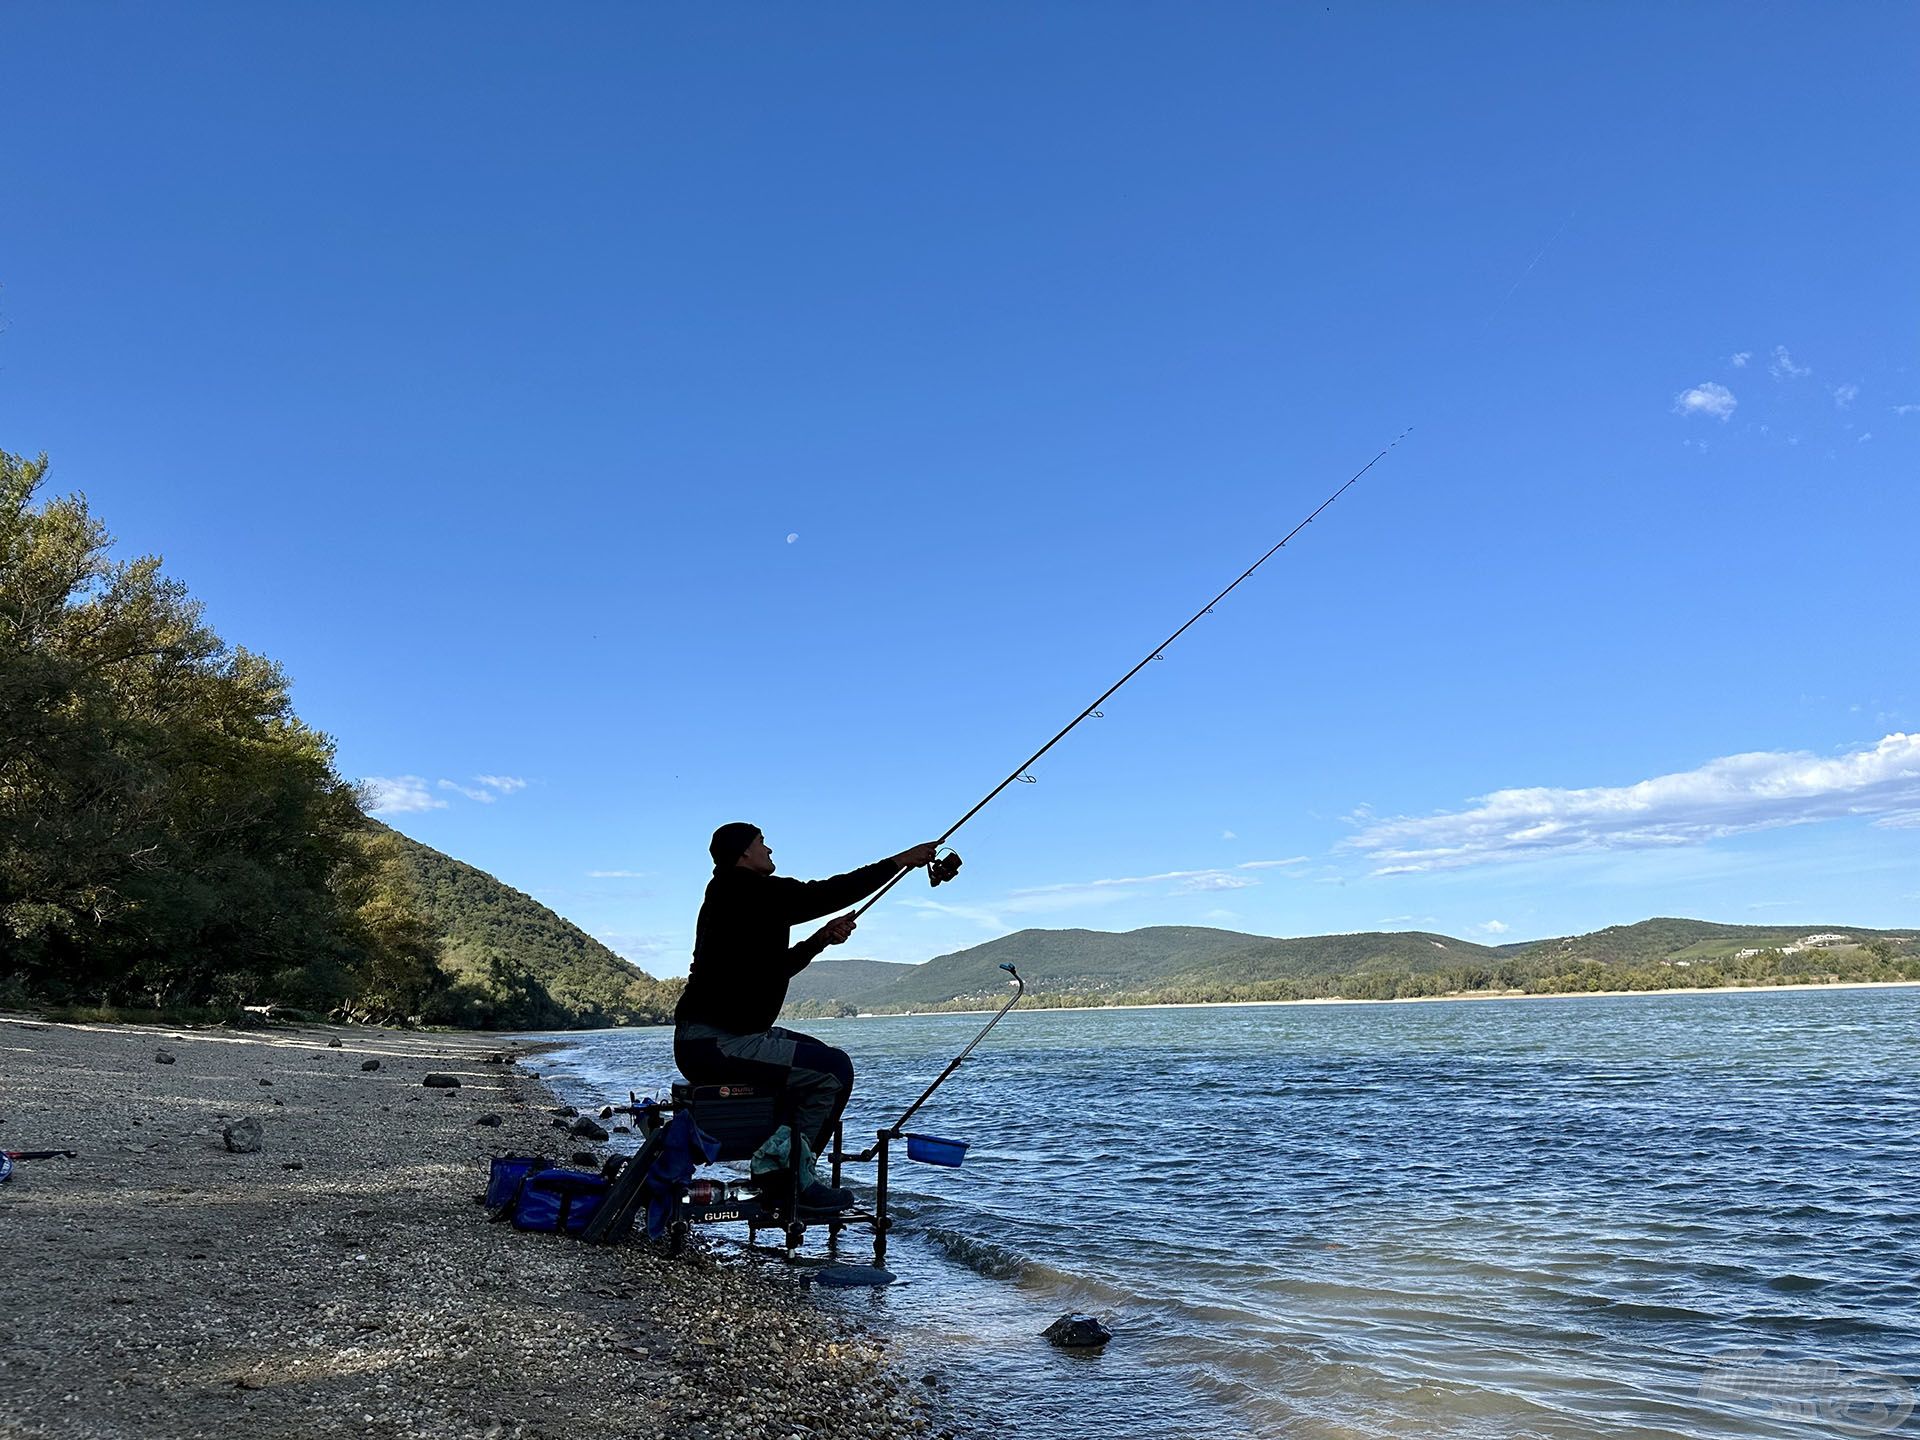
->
771;843;940;924
782;912;858;976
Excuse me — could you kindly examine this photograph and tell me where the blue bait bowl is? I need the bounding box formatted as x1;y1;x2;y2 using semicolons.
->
903;1133;969;1167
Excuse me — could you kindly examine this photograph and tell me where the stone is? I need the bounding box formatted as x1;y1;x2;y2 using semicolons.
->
155;1049;177;1065
474;1113;503;1128
282;1162;303;1171
258;1078;272;1086
422;1074;461;1089
568;1117;609;1142
361;1059;381;1072
550;1105;578;1118
1041;1313;1111;1348
571;1151;599;1167
222;1117;264;1154
327;1038;343;1048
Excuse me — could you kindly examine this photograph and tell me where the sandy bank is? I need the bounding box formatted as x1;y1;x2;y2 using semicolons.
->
0;1017;951;1440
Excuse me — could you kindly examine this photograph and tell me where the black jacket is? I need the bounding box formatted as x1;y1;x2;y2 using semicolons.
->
674;859;898;1035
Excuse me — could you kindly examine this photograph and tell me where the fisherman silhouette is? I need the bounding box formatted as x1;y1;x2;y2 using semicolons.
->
673;824;937;1211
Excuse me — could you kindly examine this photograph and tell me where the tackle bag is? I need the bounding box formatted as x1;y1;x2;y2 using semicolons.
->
484;1154;550;1219
510;1167;611;1235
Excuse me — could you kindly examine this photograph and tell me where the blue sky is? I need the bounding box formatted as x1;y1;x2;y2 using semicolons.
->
4;5;1916;975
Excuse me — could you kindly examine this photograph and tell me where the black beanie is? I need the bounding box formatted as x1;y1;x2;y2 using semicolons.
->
709;822;761;869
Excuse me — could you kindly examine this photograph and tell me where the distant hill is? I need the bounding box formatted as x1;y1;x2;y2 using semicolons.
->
376;823;682;1030
782;916;1920;1016
857;926;1269;1008
782;958;917;1009
1505;918;1895;968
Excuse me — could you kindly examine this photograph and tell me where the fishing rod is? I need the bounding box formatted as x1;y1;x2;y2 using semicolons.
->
853;428;1412;920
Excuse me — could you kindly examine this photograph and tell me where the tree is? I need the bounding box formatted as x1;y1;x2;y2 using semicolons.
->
0;452;433;1012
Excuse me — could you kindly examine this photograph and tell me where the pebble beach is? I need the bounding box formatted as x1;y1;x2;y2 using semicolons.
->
0;1017;952;1440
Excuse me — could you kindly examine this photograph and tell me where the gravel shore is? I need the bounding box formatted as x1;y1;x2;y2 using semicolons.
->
0;1017;952;1440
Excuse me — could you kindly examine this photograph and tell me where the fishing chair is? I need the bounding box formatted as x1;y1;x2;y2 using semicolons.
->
582;1064;889;1261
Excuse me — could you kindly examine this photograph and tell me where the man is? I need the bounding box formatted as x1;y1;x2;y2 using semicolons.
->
673;823;937;1210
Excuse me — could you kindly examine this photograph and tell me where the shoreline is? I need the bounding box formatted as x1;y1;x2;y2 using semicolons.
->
0;1016;950;1440
807;976;1920;1021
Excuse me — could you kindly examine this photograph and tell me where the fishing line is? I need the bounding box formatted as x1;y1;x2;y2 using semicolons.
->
852;427;1414;921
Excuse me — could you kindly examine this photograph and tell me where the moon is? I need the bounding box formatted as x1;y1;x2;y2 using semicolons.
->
786;533;799;544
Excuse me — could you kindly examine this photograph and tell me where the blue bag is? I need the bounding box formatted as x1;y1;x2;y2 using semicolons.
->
511;1167;611;1235
485;1154;549;1218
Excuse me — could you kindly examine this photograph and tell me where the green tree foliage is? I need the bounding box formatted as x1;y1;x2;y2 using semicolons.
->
0;454;436;1015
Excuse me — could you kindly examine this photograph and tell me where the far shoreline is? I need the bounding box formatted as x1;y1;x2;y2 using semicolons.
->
793;976;1920;1023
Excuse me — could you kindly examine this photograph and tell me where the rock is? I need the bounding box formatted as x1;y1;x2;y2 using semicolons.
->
422;1074;461;1089
361;1059;381;1072
483;1053;505;1064
222;1117;264;1154
272;1098;284;1106
1041;1313;1111;1348
474;1113;503;1128
598;1105;615;1119
155;1049;177;1065
282;1162;303;1171
570;1151;599;1167
258;1078;272;1086
550;1105;578;1118
569;1117;609;1142
327;1038;343;1048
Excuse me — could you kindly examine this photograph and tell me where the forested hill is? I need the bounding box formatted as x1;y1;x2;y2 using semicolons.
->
375;824;680;1030
782;917;1920;1016
782;958;916;1006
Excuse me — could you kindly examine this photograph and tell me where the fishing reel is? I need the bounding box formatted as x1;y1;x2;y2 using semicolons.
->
928;847;963;887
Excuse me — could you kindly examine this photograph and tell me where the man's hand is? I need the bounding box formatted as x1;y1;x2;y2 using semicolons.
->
816;913;857;946
890;842;940;870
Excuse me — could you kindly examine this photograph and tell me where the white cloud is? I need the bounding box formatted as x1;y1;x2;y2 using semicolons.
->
1892;404;1920;417
1832;382;1859;409
587;869;650;879
1876;810;1920;830
1769;346;1810;379
474;775;527;794
360;776;445;815
1221;829;1238;841
1236;857;1309;870
1202;909;1242;922
1346;733;1920;875
594;933;672;965
1858;433;1873;444
1181;873;1258;892
1730;351;1751;368
438;780;495;803
1478;920;1511;936
1673;382;1737;421
1001;866;1261;913
902;897;1007;931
